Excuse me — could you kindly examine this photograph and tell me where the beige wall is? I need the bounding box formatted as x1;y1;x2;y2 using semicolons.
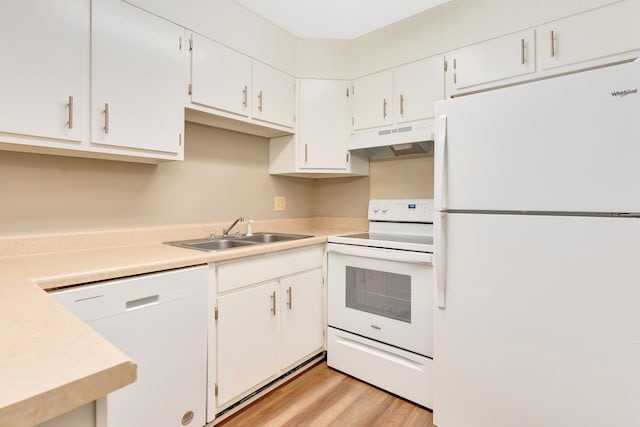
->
370;156;434;199
313;156;434;218
0;122;434;235
0;123;314;235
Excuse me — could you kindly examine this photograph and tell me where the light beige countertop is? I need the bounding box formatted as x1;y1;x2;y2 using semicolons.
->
0;218;366;427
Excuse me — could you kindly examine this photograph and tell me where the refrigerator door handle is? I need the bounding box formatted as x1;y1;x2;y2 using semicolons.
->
435;115;448;211
435;211;447;309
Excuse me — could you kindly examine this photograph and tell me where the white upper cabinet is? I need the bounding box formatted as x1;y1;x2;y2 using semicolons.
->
351;71;394;131
252;62;296;129
446;29;536;97
190;34;251;118
188;35;295;135
394;57;446;124
352;56;445;131
92;0;186;156
537;0;640;73
297;79;349;170
269;79;369;177
0;0;88;143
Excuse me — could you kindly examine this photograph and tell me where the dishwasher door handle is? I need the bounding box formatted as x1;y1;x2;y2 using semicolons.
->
126;294;160;310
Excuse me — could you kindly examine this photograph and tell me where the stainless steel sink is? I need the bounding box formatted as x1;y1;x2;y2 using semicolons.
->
182;239;257;251
165;232;312;252
242;232;311;243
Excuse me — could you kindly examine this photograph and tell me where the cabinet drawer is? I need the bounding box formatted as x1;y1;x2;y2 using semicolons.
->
217;245;323;293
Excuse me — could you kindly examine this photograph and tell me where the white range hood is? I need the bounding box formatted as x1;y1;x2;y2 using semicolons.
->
348;120;434;160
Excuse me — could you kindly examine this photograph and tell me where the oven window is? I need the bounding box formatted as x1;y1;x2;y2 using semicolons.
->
345;266;411;323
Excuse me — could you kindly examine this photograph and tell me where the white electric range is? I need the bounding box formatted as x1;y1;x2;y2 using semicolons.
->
326;199;434;409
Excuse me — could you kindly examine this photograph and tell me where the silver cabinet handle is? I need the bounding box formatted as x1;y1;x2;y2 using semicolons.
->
400;94;405;116
383;98;387;119
550;30;556;58
242;85;248;108
270;291;276;316
258;90;263;112
67;96;74;129
521;38;525;64
103;103;109;134
286;286;292;309
304;144;308;163
453;58;457;84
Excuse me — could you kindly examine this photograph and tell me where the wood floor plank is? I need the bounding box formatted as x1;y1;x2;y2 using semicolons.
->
216;362;433;427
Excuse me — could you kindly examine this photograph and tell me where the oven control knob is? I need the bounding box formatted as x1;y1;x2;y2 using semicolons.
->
373;206;380;213
381;206;388;213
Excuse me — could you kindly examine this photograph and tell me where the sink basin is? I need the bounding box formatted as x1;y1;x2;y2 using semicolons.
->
242;232;312;243
183;239;256;251
164;232;312;252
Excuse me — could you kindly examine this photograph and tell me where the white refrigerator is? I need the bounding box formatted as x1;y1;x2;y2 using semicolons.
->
433;60;640;427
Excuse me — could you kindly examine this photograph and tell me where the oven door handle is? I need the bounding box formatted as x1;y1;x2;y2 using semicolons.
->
328;244;432;264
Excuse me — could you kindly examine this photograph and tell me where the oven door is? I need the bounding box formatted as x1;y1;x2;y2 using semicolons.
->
327;243;433;357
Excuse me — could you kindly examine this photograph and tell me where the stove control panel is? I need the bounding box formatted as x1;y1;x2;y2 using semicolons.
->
368;199;434;222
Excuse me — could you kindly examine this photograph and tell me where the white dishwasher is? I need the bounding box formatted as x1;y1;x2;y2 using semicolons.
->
51;265;209;427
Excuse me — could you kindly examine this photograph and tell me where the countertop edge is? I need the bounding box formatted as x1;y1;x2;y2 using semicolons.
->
0;360;137;427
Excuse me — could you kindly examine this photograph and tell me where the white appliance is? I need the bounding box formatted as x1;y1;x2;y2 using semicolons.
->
348;120;435;159
433;60;640;427
51;266;208;427
327;199;434;408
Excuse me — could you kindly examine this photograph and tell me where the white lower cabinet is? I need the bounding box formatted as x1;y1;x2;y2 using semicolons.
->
217;281;280;406
36;402;96;427
279;269;324;370
210;245;325;420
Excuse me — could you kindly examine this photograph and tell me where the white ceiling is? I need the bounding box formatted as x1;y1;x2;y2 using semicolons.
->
233;0;450;40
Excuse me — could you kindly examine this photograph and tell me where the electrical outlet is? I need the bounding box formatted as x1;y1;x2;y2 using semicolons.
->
274;196;286;211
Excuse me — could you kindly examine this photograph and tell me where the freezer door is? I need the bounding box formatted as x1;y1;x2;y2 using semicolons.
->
434;213;640;427
434;60;640;213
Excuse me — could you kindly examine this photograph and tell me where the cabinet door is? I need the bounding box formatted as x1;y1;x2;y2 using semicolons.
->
91;0;185;154
538;1;640;72
448;29;536;95
0;0;88;142
252;62;295;128
394;56;445;124
279;269;324;370
217;282;279;406
352;70;393;131
191;34;251;117
298;79;349;170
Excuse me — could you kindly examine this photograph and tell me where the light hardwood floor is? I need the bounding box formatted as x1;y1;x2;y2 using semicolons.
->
216;361;434;427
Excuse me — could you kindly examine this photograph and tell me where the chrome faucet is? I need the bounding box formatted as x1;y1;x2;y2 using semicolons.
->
223;217;244;237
